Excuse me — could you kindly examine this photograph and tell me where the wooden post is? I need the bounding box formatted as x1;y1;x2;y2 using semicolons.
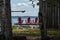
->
39;0;60;40
0;0;12;40
4;0;12;40
39;0;47;40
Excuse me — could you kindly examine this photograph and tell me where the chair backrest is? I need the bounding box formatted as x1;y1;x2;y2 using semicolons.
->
35;17;38;23
27;17;31;23
18;17;23;24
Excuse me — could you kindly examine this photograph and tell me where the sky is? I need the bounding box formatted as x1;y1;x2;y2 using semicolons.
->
11;0;39;16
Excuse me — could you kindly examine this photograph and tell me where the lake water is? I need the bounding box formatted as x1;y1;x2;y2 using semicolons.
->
11;16;38;25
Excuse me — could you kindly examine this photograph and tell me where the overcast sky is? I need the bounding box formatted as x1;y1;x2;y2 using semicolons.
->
11;0;39;16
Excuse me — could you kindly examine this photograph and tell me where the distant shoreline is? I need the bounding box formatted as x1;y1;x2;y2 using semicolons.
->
11;16;38;18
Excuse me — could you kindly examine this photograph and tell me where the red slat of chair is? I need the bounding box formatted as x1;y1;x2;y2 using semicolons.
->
35;17;38;23
26;17;31;24
18;17;23;24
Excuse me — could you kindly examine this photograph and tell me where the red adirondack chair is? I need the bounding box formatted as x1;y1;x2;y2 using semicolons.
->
26;17;31;24
34;17;39;23
18;17;23;24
